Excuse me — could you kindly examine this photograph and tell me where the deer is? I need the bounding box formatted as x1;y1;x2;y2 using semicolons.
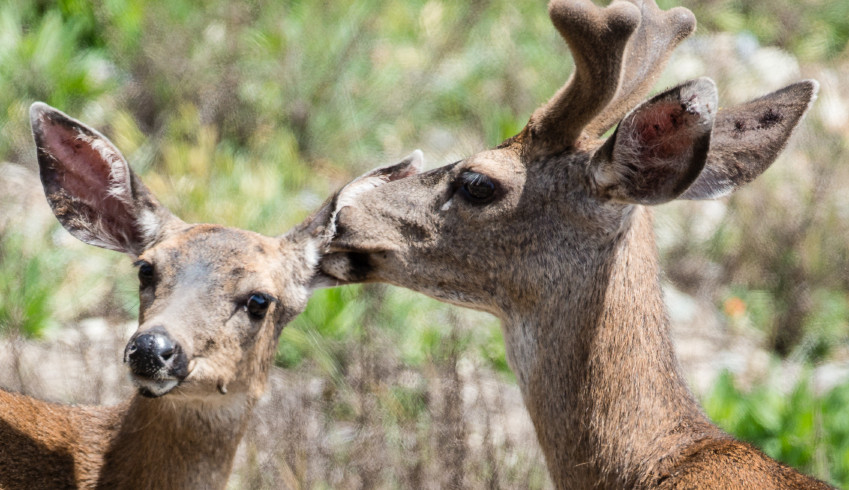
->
0;103;412;489
319;0;830;488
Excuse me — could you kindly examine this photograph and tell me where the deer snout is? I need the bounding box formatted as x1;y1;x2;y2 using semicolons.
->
331;206;403;253
124;327;189;396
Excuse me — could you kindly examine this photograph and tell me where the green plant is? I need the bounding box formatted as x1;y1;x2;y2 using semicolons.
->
0;0;112;161
704;370;849;487
0;232;64;337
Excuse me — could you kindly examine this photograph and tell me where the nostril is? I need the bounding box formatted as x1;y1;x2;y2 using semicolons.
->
148;333;174;361
125;329;181;376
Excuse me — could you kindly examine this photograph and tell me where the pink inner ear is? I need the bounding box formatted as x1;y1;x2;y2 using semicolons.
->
43;122;118;205
39;115;143;251
630;101;701;161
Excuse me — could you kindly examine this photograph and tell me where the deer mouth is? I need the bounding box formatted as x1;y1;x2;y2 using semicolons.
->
127;365;188;398
323;206;402;283
319;250;377;284
131;376;181;398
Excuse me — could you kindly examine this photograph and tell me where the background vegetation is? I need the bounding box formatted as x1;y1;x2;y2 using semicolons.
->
0;0;847;487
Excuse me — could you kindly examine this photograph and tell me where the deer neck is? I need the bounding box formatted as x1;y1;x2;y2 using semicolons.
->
94;392;256;489
0;388;254;489
503;207;720;489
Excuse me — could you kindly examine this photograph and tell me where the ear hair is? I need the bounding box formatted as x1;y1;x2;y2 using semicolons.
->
589;78;717;205
30;102;177;256
680;80;819;200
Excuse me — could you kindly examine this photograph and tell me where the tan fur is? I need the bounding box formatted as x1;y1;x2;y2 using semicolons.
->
0;103;347;489
0;228;318;490
322;1;826;488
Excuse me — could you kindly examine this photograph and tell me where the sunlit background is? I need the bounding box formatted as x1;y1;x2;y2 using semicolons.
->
1;0;848;487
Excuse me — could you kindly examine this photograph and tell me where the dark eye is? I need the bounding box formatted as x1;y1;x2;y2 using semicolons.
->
245;293;272;320
459;171;496;204
136;261;155;288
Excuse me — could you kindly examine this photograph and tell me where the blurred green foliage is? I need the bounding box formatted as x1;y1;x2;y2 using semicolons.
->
704;371;849;487
681;0;849;60
0;0;848;486
281;285;505;380
0;232;63;337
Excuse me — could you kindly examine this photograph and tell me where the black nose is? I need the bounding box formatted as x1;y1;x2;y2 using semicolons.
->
125;327;188;379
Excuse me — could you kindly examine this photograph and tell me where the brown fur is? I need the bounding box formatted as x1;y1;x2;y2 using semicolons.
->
0;392;244;489
321;1;827;488
528;0;640;154
0;103;345;489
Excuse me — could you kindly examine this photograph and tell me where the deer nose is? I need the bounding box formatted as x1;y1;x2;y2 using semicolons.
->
124;327;188;379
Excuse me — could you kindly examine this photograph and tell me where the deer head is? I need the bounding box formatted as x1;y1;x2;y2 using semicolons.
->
322;0;817;317
29;103;341;401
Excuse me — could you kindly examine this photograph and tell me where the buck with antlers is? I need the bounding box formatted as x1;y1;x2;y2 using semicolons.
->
0;104;408;489
322;0;828;488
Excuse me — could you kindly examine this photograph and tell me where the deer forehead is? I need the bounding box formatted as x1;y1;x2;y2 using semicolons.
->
463;148;590;200
140;224;302;294
463;149;526;183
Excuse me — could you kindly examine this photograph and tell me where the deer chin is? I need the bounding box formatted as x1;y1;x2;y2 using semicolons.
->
158;357;245;400
129;373;181;398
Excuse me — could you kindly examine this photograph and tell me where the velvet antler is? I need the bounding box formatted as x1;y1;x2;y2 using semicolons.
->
518;0;696;157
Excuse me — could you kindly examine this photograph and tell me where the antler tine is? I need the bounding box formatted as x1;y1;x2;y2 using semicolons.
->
521;0;640;157
584;0;696;138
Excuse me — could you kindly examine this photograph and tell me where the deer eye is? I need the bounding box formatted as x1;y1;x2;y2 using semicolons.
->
135;261;155;288
245;293;272;320
459;171;497;204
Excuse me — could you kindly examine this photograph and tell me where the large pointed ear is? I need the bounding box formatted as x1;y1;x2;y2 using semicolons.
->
588;78;717;205
300;150;423;289
680;80;819;200
30;103;179;256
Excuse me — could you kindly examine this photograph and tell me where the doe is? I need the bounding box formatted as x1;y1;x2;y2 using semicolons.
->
0;103;407;489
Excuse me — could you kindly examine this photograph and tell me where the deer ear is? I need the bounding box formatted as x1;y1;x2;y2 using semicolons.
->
30;103;178;256
589;78;717;205
680;80;818;200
